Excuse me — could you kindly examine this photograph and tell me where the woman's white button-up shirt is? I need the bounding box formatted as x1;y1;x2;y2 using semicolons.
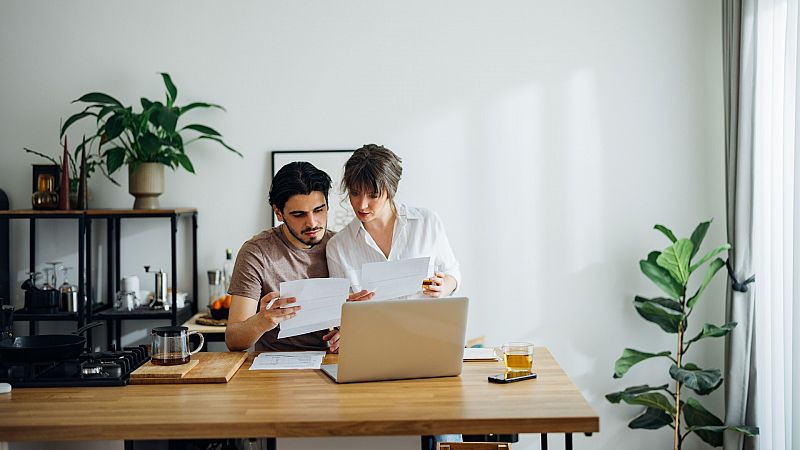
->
326;203;461;293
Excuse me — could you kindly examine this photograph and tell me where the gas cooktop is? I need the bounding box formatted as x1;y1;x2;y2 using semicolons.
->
0;345;150;387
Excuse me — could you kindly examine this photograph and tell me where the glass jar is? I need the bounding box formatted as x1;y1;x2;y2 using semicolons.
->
32;174;59;209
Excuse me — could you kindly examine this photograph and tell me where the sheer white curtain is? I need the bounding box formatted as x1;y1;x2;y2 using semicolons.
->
752;0;800;448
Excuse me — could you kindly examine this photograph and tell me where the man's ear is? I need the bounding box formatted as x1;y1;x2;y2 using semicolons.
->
272;204;284;222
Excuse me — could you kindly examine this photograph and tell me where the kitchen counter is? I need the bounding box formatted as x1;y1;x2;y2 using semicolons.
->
0;347;598;442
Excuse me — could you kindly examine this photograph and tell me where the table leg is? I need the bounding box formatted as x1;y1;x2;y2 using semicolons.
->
565;433;573;450
541;433;548;450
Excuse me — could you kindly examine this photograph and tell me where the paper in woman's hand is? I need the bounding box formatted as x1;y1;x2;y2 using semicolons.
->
360;257;431;301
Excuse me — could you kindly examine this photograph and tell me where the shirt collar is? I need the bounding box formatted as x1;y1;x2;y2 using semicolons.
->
353;202;420;238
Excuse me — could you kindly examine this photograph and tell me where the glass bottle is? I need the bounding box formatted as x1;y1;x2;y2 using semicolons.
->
207;270;224;309
222;248;234;292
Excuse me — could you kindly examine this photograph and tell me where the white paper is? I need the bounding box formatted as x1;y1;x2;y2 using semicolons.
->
277;278;350;339
360;257;431;301
249;351;326;370
463;347;498;361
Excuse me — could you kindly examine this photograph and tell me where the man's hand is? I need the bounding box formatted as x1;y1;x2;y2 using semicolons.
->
258;292;301;330
348;289;374;302
323;328;340;353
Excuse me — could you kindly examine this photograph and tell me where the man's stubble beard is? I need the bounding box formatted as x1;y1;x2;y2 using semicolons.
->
285;223;326;248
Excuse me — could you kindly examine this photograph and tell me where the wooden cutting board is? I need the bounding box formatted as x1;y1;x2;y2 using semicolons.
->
130;359;199;379
129;352;247;384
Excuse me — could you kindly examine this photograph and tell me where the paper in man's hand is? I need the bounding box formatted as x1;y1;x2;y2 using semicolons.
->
277;278;350;339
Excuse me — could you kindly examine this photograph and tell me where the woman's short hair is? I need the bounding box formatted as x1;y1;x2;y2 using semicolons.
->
342;144;403;199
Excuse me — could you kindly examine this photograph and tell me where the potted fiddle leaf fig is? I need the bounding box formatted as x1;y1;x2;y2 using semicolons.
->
61;73;241;209
606;220;758;449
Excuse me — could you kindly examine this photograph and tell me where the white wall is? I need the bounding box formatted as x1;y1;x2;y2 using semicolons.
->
0;1;727;449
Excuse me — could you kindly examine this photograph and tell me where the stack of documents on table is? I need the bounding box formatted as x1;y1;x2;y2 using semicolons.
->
463;347;498;361
249;351;326;370
360;256;430;301
277;278;350;339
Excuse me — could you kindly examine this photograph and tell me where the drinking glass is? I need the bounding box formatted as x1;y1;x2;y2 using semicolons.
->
496;342;535;372
46;261;62;288
41;267;55;290
422;263;445;290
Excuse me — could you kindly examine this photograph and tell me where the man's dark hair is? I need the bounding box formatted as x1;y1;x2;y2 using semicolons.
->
269;162;332;211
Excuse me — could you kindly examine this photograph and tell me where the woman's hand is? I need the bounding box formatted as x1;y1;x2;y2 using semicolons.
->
348;289;375;302
423;272;456;298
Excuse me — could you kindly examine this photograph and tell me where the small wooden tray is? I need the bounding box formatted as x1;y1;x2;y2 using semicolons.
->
130;359;199;379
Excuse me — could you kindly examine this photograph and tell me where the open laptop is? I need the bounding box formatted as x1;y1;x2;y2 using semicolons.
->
320;297;468;383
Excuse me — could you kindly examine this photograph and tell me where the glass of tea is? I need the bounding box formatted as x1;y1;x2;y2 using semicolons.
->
496;342;534;372
422;263;444;291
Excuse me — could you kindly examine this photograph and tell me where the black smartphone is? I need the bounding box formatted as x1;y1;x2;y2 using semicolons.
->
488;371;538;383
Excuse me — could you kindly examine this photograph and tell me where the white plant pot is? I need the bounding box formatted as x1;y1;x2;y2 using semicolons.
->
128;163;165;209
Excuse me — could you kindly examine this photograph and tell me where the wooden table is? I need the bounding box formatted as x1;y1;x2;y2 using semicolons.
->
0;347;598;445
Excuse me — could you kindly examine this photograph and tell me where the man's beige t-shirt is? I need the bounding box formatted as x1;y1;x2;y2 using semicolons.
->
228;226;334;351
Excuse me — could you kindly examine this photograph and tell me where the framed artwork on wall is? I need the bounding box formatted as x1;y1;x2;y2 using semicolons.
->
271;150;355;232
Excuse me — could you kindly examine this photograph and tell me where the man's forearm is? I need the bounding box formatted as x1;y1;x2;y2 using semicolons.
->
225;313;270;351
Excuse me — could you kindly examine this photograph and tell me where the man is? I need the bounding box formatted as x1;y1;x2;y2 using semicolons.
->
225;161;370;352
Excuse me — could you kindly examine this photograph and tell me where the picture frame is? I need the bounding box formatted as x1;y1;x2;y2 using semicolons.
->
271;150;355;232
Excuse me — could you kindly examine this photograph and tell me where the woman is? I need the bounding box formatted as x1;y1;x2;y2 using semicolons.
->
326;143;461;299
327;144;463;449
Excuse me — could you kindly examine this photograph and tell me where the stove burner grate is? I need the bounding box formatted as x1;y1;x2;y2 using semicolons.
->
0;345;150;387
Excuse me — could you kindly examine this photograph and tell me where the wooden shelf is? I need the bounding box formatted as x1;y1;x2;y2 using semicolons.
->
0;208;196;218
0;210;85;218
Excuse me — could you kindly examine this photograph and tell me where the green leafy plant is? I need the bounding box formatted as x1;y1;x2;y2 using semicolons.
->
60;73;241;176
606;221;758;449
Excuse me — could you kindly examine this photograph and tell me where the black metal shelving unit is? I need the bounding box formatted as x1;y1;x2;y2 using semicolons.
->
0;208;198;350
85;208;198;350
0;210;88;339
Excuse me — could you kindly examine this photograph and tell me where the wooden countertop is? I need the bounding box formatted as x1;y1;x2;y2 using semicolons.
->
183;312;226;334
0;347;598;441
